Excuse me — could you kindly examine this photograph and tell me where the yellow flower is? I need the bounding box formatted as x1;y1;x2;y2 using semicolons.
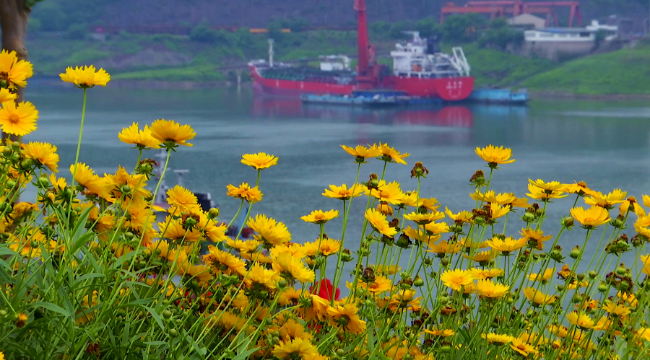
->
567;311;596;330
636;328;650;342
69;163;111;200
509;338;538;357
425;240;461;255
326;303;366;334
376;201;393;216
322;183;364;200
272;338;320;359
485;237;526;254
476;279;510;298
523;288;556;306
529;179;564;191
149;119;196;147
445;207;473;224
440;269;474;291
300;209;339;224
520;228;553;250
469;268;504;280
404;211;444;225
585;189;627;208
0;50;33;88
22;142;59;172
0;88;17;102
489;203;509;219
303;238;340;256
619;196;645;217
353;275;393;294
464;249;498;264
226;183;263;203
340;144;381;160
202;245;248;276
104;166;150;200
166;185;201;213
246;262;280;290
527;183;567;201
475;145;515;166
377;142;410;164
364;208;397;237
241;152;278;170
0;100;38;136
247;214;291;246
424;328;455;337
278;318;313;342
226;238;260;254
60;65;110;88
482;333;515;345
527;268;554;282
563;181;599;197
603;301;631;318
118;123;161;149
366;180;404;205
375;264;402;275
570;206;610;228
271;252;315;283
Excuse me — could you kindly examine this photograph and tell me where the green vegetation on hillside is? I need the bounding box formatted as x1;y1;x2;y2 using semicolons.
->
522;42;650;95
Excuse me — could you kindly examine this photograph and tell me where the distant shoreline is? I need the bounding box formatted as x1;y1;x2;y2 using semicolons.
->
29;77;650;99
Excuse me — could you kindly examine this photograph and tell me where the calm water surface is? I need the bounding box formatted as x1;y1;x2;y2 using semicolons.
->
24;86;650;277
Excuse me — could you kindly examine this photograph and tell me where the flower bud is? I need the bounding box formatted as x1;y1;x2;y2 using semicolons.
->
162;310;173;319
618;281;630;291
610;215;625;229
440;258;450;267
168;328;178;337
36;176;50;189
588;271;597;279
597;283;608;293
423;257;433;266
207;208;220;220
20;159;34;169
0;310;6;317
5;180;16;190
521;212;535;223
474;216;486;226
615;266;626;276
413;276;424;287
396;234;411;249
277;278;287;289
341;249;353;262
2;146;11;156
577;273;585;281
561;217;574;228
570;247;581;259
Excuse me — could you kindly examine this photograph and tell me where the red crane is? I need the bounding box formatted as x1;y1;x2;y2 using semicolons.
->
354;0;380;89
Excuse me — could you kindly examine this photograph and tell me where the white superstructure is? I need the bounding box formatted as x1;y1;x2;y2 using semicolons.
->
390;32;471;78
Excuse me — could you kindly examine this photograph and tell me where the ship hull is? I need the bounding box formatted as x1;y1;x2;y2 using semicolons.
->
250;66;475;101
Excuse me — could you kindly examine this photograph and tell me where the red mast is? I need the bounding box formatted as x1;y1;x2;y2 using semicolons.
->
354;0;378;89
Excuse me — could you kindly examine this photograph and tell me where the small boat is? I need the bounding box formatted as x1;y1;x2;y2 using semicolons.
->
467;88;529;104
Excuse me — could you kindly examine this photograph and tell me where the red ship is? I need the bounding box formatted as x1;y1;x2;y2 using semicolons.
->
248;0;475;101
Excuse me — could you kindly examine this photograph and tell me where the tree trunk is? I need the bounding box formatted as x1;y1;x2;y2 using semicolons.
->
0;0;30;141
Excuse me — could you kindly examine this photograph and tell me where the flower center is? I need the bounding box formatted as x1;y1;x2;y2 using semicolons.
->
8;114;19;124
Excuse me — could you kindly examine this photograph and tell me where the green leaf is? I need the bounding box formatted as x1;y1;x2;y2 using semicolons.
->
32;301;73;319
143;306;165;331
144;341;167;346
73;273;105;286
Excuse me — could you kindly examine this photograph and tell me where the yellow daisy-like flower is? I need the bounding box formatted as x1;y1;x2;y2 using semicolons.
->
585;189;627;209
241;152;278;170
523;288;556;306
59;65;110;88
482;333;515;345
619;196;645;217
340;144;381;160
149;119;196;147
353;275;392;294
0;100;38;136
69;163;111;200
0;88;17;102
520;228;553;250
567;311;596;330
404;211;444;225
527;268;554;282
489;203;509;219
22;142;59;172
425;240;461;255
364;208;397;237
377;142;410;164
271;252;315;283
470;268;504;280
570;206;610;228
0;50;33;88
602;301;631;318
485;237;526;254
202;245;248;276
303;238;340;256
527;183;567;201
366;180;404;205
246;262;280;290
529;179;564;191
272;338;319;359
509;338;538;357
118;123;161;149
322;183;364;200
247;214;291;246
424;328;456;338
226;183;263;203
300;209;339;224
445;207;474;224
476;279;510;298
464;249;498;264
563;181;599;197
440;269;474;291
475;145;515;166
375;264;402;275
326;303;366;334
166;185;201;213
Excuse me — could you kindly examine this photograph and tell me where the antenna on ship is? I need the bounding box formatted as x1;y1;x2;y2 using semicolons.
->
268;39;274;67
354;0;379;89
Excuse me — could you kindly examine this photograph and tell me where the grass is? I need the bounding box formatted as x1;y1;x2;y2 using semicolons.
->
112;64;226;82
522;42;650;94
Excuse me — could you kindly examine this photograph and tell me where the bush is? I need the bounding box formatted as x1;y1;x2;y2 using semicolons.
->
478;19;524;50
442;13;488;43
66;24;88;40
189;23;229;44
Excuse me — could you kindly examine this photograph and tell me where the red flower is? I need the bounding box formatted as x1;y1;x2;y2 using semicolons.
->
310;278;340;301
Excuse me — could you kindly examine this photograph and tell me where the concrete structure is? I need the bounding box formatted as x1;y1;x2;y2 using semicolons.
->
507;13;546;29
521;20;619;60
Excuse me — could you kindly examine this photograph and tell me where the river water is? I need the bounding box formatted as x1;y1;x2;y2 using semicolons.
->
23;86;650;277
